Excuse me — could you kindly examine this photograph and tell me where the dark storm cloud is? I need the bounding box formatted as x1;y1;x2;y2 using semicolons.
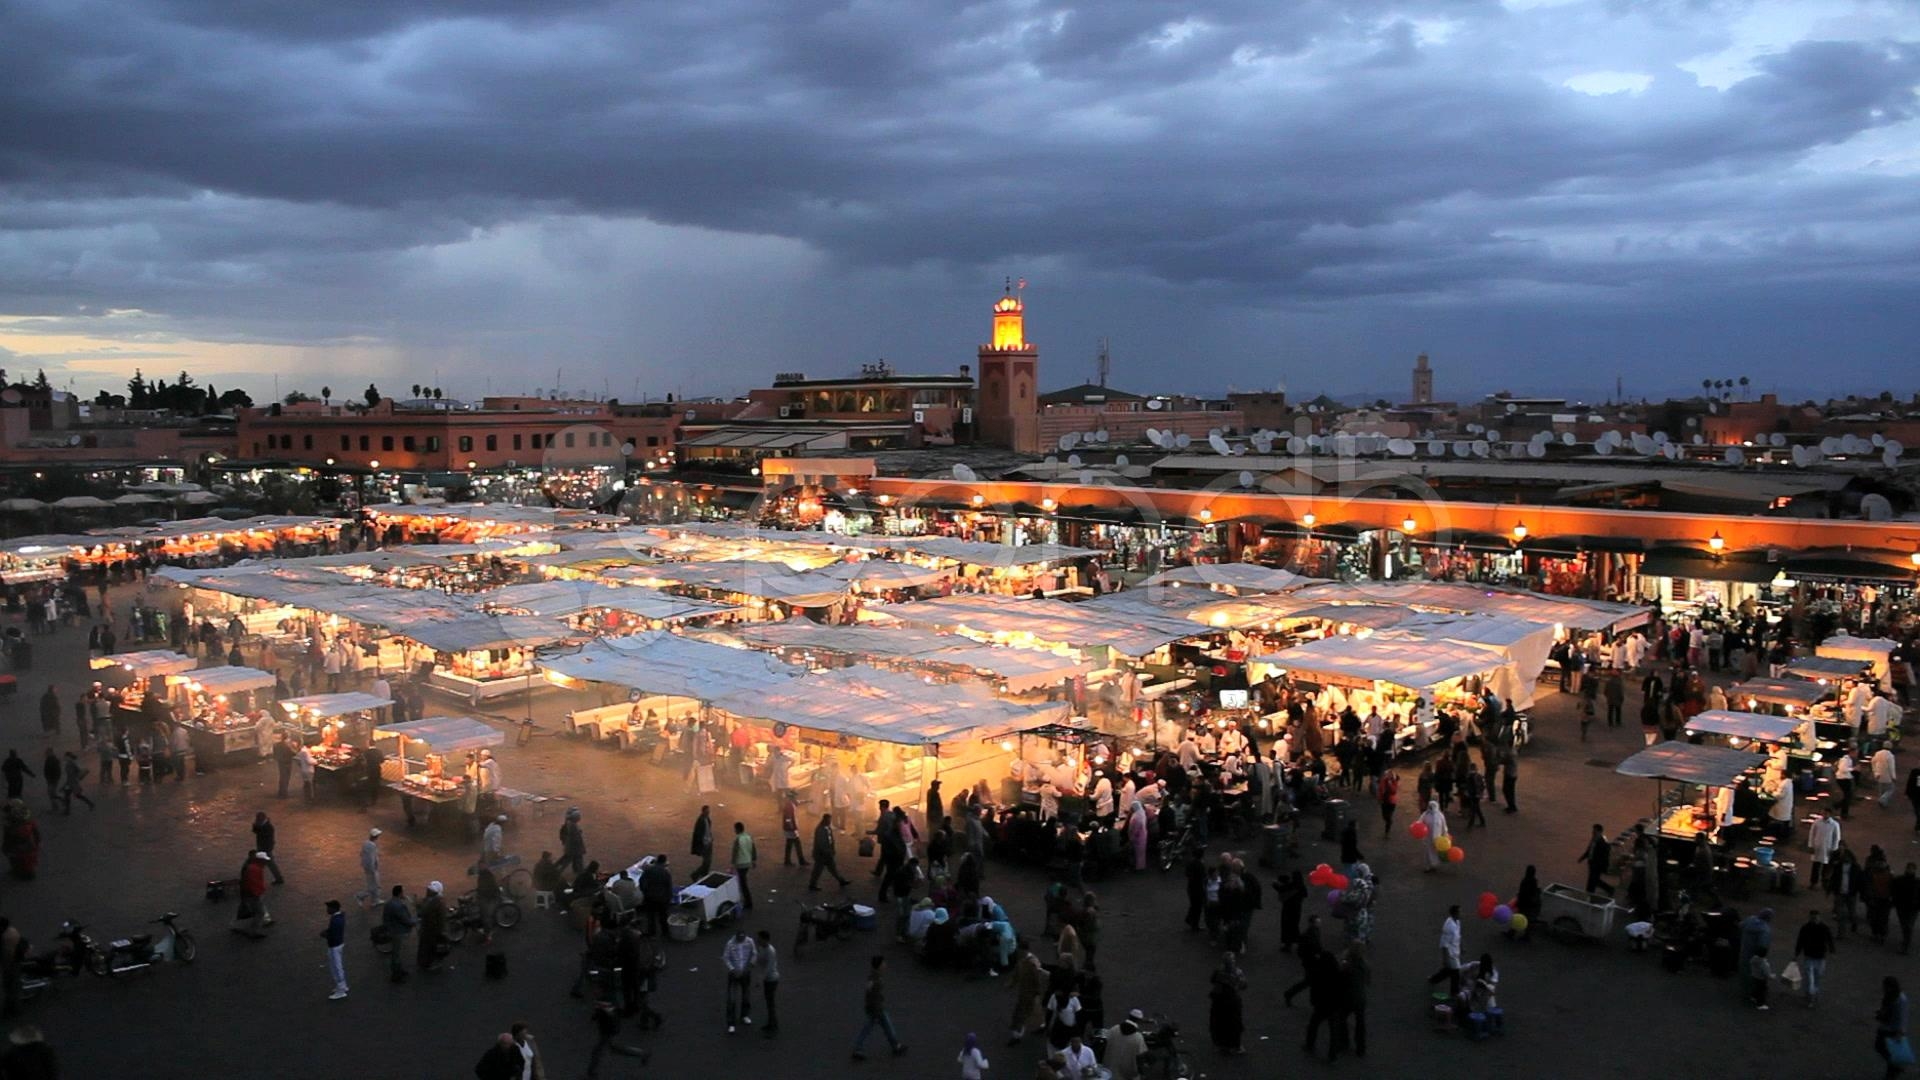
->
0;0;1917;395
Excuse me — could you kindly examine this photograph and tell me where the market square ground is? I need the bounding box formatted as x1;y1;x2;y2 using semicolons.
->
0;580;1911;1080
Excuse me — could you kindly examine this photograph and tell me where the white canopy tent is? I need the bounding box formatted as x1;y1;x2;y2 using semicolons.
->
537;631;798;702
903;538;1100;569
279;692;394;720
90;649;198;677
1140;563;1322;594
623;561;850;608
170;666;276;695
725;622;965;660
808;560;948;590
708;665;1066;746
922;645;1096;694
1289;580;1647;632
884;594;1211;658
1817;634;1898;688
1378;614;1556;708
388;614;573;654
481;580;735;623
1256;633;1524;702
1683;709;1804;746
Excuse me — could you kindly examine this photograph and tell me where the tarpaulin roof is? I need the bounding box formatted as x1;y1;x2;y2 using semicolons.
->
922;645;1096;693
903;538;1100;568
1732;677;1832;707
91;649;199;676
374;716;504;753
279;692;393;719
808;560;948;590
708;665;1065;745
1684;710;1802;744
1380;613;1557;708
624;562;850;607
1256;634;1515;694
1615;741;1761;786
1140;563;1323;594
1817;635;1898;661
726;622;964;659
391;614;572;653
884;594;1212;657
538;631;798;702
170;666;276;694
1289;580;1647;631
1782;655;1875;680
481;580;735;622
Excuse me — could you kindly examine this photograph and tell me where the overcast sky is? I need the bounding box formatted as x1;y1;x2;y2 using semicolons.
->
2;0;1916;405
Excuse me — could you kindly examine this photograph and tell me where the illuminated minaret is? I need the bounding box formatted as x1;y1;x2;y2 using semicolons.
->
975;283;1040;452
1411;353;1434;405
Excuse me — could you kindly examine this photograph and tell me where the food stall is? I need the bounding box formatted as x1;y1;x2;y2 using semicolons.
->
399;615;574;705
166;665;278;762
1139;562;1321;595
277;691;392;781
1615;740;1767;848
539;631;801;756
1816;634;1899;691
1253;634;1520;752
373;715;505;824
481;579;736;636
1683;709;1812;772
91;650;199;725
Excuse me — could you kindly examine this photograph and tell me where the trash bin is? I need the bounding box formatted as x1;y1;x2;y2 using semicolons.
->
1258;823;1291;868
1320;798;1349;841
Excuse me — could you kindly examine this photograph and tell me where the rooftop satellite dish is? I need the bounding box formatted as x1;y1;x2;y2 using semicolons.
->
1885;439;1904;458
1768;433;1785;447
1884;449;1901;468
1094;430;1109;444
1115;454;1129;466
1860;493;1893;520
1389;439;1415;456
1604;430;1624;448
1504;403;1517;414
1594;440;1614;456
1044;455;1059;466
1561;432;1576;446
1691;434;1703;445
1452;440;1471;457
1472;440;1490;457
1663;443;1683;460
1873;433;1886;447
952;464;978;482
1250;435;1274;455
1790;445;1813;468
1486;429;1502;442
1526;441;1546;459
1057;433;1077;452
1239;470;1255;489
1630;433;1656;455
1174;433;1192;449
1208;432;1233;456
1078;471;1093;485
1143;427;1161;445
1208;428;1223;440
1286;436;1307;455
1466;424;1484;435
1819;436;1840;456
1725;446;1746;466
1652;431;1669;445
1067;453;1082;468
1426;440;1445;456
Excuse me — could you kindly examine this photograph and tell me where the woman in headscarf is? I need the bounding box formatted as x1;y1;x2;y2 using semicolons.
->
1126;801;1150;872
1418;800;1449;873
1513;865;1542;941
1207;951;1246;1055
1345;862;1377;945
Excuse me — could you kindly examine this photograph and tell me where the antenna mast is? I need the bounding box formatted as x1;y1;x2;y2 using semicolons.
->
1096;337;1110;389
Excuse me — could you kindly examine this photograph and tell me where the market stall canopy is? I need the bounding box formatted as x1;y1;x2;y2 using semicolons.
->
1281;602;1414;630
0;534;98;555
726;622;965;660
923;645;1096;693
538;630;797;701
112;493;165;506
709;665;1065;745
522;548;656;571
1289;580;1647;631
1615;741;1761;786
51;495;114;510
374;716;504;754
171;666;276;694
1139;564;1323;594
90;649;198;676
1256;633;1522;699
809;560;948;590
624;561;850;608
279;691;394;719
481;580;735;622
1378;613;1557;708
903;538;1099;568
1782;655;1874;681
885;594;1213;657
1683;710;1802;744
392;614;572;654
1731;677;1832;708
0;498;47;512
1176;594;1323;631
1817;634;1898;680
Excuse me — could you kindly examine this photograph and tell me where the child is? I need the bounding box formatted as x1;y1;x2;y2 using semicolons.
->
1748;947;1772;1011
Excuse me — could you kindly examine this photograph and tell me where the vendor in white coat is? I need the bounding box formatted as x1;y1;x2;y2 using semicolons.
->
1866;694;1902;739
1808;812;1843;888
1846;679;1876;731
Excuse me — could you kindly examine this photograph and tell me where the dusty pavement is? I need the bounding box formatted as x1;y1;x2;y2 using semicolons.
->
0;579;1912;1080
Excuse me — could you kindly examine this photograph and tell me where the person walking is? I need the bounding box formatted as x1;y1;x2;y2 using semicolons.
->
297;742;315;801
1792;910;1834;1008
1417;801;1448;873
689;805;713;879
37;686;60;742
1810;812;1843;888
2;752;32;803
851;955;908;1061
1873;745;1899;808
956;1032;990;1079
1425;905;1463;998
731;821;758;911
1459;765;1487;829
756;929;781;1036
253;811;286;885
357;829;382;909
587;1002;652;1078
1208;951;1247;1055
37;751;58;812
723;928;756;1033
416;881;450;973
1907;768;1920;837
272;733;296;799
1604;670;1625;728
1875;976;1909;1080
809;813;849;891
1578;824;1616;896
1893;864;1920;956
559;807;588;877
1339;942;1370;1059
474;1033;524;1080
1835;751;1858;819
1375;768;1399;839
320;899;348;1000
59;752;93;812
1007;942;1045;1043
509;1023;544;1080
232;852;271;939
780;792;807;866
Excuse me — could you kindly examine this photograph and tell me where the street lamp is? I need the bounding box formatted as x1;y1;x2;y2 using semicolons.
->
368;459;380;470
1512;521;1528;541
1198;508;1213;522
1909;551;1920;568
1402;514;1417;533
971;494;985;507
1301;512;1316;528
1708;531;1725;553
1041;497;1056;511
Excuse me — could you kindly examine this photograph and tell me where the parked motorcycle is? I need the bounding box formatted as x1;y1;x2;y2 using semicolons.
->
793;900;857;957
445;891;521;945
69;913;197;976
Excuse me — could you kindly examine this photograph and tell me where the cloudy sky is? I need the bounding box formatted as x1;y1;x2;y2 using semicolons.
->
2;0;1916;404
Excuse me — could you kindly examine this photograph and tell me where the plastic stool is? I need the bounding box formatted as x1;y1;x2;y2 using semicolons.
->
1486;1007;1505;1034
1466;1012;1489;1040
533;890;555;911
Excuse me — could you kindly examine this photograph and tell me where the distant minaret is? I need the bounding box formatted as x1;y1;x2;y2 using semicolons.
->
1411;353;1433;404
976;283;1040;453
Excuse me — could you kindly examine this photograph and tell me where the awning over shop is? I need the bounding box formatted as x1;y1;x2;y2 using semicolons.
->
374;716;504;754
1683;710;1802;744
1377;613;1556;708
90;649;198;676
537;631;797;702
708;665;1065;746
1615;741;1761;786
1637;546;1779;584
625;562;850;608
1730;677;1831;708
1782;655;1874;681
170;666;276;694
1785;549;1916;581
1139;563;1322;594
279;692;394;719
922;645;1096;694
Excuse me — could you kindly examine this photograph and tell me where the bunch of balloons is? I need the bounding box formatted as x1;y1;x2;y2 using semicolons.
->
1475;891;1526;933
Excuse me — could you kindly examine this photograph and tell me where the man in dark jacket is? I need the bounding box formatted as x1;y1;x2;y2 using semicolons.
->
1891;863;1920;955
272;735;296;798
690;805;713;879
253;811;285;884
810;813;850;890
474;1033;524;1080
638;857;674;938
560;807;588;876
1578;824;1615;896
3;751;34;803
37;686;60;740
321;899;348;1000
381;885;415;981
417;882;449;972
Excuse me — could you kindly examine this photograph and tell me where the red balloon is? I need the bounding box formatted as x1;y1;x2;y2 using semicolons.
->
1330;874;1350;890
1447;846;1466;864
1409;822;1430;840
1478;900;1497;919
1307;870;1328;886
1478;891;1498;907
1314;863;1332;874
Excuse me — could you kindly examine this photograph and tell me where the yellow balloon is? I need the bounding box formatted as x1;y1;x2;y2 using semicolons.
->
1433;835;1453;853
1509;913;1528;933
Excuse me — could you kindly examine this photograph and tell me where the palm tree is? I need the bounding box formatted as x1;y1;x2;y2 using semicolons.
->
320;385;331;405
